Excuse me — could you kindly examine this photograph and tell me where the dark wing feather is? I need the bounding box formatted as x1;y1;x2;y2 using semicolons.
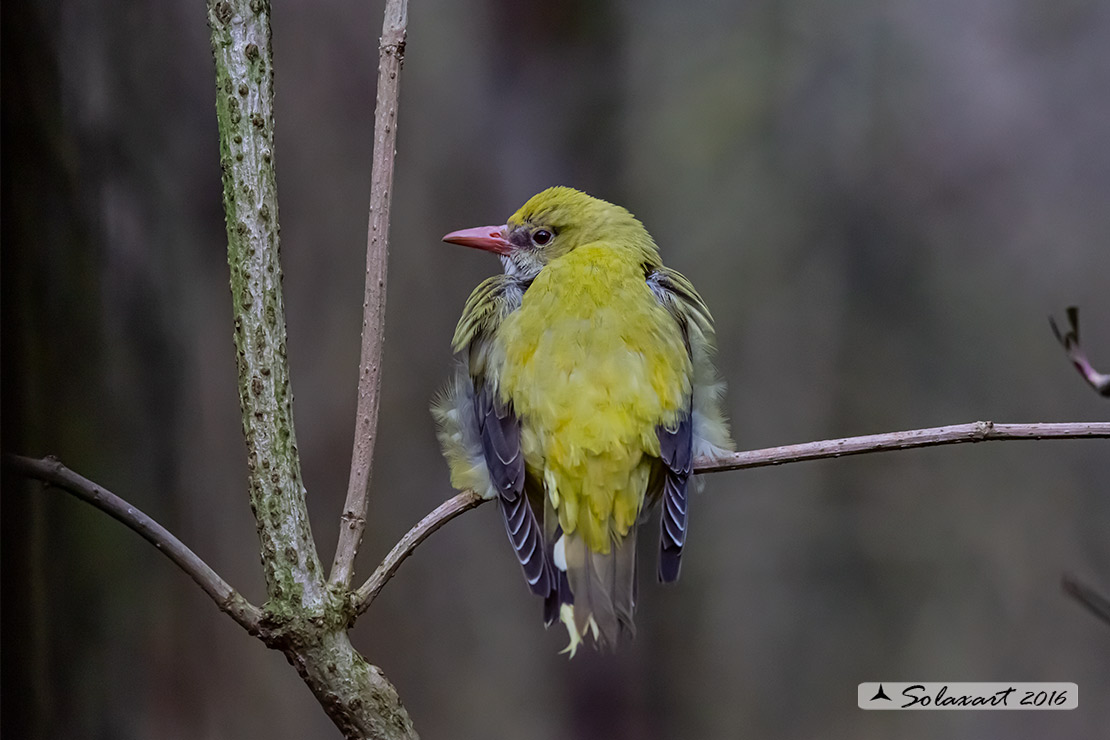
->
475;383;552;596
646;266;703;583
476;383;523;494
656;413;693;582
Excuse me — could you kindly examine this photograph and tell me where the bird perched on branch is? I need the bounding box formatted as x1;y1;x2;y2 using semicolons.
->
433;187;732;655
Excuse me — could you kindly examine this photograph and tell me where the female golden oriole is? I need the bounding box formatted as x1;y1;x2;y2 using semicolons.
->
434;187;732;655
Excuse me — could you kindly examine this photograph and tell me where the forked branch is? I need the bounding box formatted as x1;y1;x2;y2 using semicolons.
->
352;420;1110;614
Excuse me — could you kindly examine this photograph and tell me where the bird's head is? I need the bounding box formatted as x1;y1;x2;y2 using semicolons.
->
442;187;659;279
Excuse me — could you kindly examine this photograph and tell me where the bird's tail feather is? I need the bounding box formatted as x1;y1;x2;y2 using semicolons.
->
562;530;637;651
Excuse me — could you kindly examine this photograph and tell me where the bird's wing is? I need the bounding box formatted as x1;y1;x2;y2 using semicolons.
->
475;382;552;596
452;275;523;350
648;265;734;457
443;274;552;597
655;413;692;582
646;266;714;346
647;266;732;582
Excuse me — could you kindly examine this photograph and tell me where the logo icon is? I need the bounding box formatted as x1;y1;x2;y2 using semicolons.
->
870;684;892;702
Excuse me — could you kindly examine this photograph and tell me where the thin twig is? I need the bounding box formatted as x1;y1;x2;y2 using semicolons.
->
1061;573;1110;628
351;491;483;617
4;454;263;633
331;0;409;589
1050;307;1110;397
351;420;1110;613
695;421;1110;473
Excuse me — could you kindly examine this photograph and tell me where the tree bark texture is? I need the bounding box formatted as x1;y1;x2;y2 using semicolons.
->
206;1;417;737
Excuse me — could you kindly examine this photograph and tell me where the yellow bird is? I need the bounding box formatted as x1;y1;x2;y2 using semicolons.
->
433;187;732;654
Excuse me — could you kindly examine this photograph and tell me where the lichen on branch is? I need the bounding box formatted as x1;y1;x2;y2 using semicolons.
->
208;0;324;609
205;2;418;737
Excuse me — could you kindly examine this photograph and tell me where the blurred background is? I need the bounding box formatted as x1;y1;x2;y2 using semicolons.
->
3;0;1109;738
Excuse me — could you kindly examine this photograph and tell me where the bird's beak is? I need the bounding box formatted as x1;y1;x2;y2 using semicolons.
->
442;225;512;255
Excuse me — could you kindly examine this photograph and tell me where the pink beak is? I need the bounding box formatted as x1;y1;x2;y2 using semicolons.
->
442;224;512;255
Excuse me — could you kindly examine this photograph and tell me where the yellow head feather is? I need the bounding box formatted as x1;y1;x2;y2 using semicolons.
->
506;187;662;268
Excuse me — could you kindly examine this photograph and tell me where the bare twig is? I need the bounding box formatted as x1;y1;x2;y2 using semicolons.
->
1050;307;1110;397
352;420;1110;613
1061;573;1110;627
331;0;409;589
352;491;483;616
695;421;1110;473
4;454;263;633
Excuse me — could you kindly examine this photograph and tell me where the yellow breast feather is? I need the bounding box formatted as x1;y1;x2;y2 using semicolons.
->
497;245;691;552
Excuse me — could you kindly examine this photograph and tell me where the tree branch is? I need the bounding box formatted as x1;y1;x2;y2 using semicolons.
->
331;0;409;590
208;0;325;608
352;491;483;617
206;3;417;736
695;421;1110;473
1050;307;1110;397
3;454;263;633
352;420;1110;613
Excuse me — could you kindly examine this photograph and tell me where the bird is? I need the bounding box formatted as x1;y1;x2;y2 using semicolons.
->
432;187;732;655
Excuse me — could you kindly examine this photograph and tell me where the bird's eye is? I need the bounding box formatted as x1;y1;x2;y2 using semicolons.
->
532;229;553;246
